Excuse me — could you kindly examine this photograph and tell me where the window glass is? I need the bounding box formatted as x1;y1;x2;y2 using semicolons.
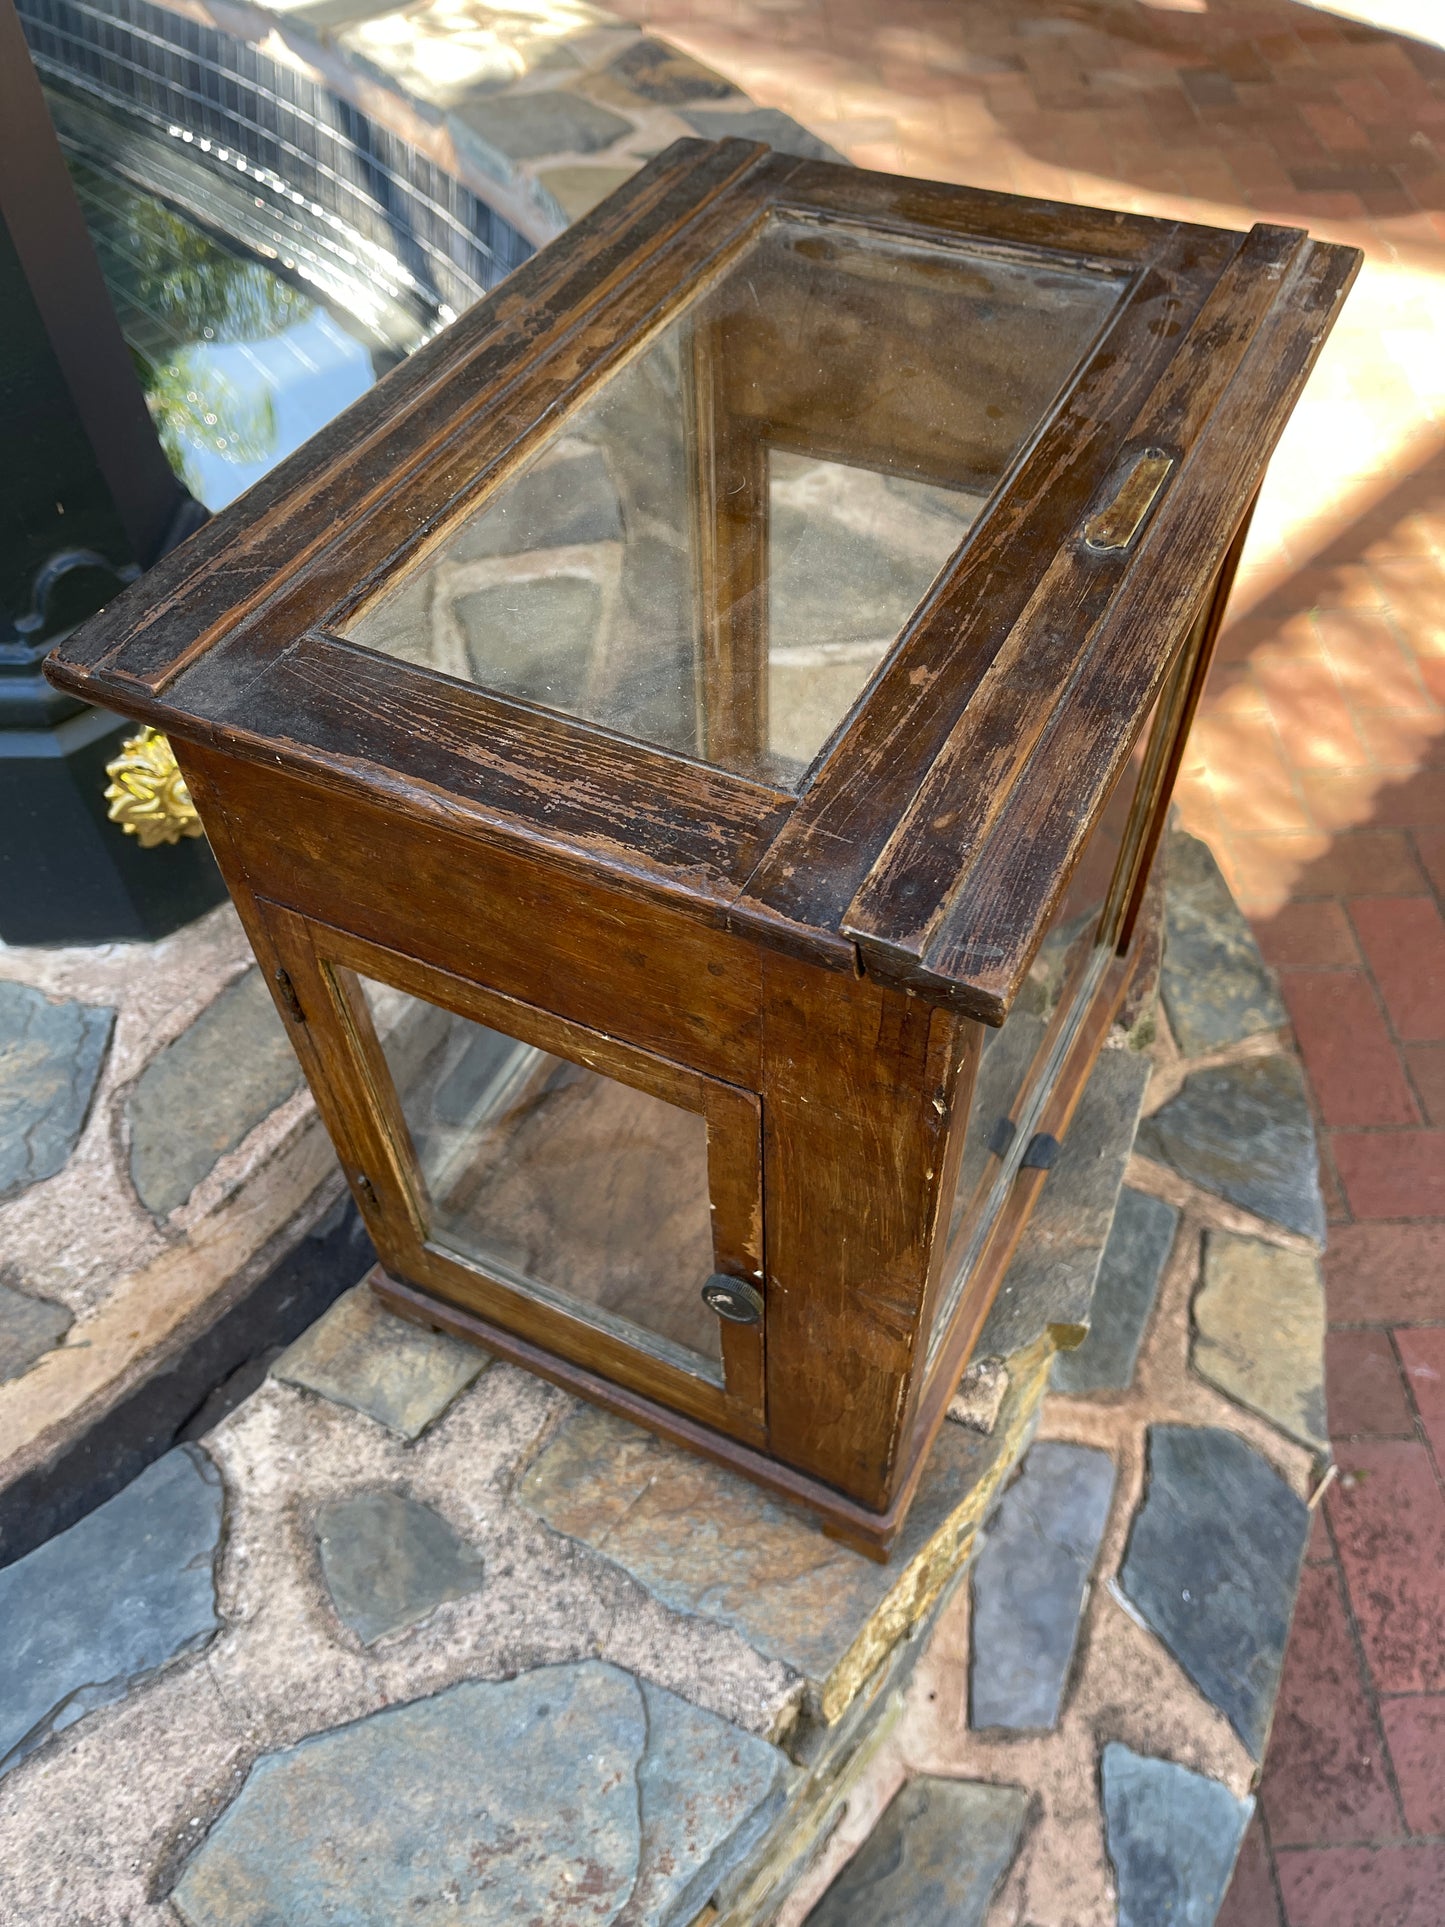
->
341;216;1121;784
360;977;723;1376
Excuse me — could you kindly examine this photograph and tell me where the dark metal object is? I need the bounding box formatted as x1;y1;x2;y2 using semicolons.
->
702;1276;765;1325
1020;1133;1062;1170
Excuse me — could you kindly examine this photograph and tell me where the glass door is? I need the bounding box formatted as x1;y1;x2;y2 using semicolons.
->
259;903;766;1441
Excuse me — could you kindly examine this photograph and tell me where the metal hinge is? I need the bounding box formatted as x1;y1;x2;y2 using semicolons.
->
273;967;305;1025
1021;1132;1062;1171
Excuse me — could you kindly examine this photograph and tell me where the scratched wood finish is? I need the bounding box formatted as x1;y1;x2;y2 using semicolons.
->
47;145;1358;1552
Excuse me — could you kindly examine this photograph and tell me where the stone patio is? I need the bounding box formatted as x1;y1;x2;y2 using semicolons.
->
0;832;1330;1925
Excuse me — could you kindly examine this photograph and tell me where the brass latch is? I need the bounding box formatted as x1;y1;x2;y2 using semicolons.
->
1082;449;1175;553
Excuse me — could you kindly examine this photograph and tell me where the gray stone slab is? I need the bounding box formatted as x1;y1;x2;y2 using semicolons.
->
1161;832;1287;1056
1119;1426;1309;1757
681;106;847;164
1102;1742;1252;1927
608;37;736;103
273;1282;489;1439
1051;1189;1178;1396
128;968;303;1217
0;981;113;1202
0;1445;222;1780
451;88;632;165
1194;1233;1327;1451
316;1489;485;1643
539;164;641;222
172;1660;788;1927
979;1047;1152;1358
804;1777;1028;1927
0;1277;72;1384
520;1381;1029;1695
970;1441;1115;1730
1135;1054;1326;1244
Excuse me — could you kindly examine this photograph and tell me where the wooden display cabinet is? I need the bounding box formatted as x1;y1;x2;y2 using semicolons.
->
46;141;1357;1556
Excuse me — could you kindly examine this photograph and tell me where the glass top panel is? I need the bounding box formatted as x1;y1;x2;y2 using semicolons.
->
340;215;1122;786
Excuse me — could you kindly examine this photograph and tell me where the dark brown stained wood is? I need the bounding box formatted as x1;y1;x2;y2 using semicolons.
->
849;233;1361;1016
181;742;770;1088
775;157;1197;262
734;222;1240;941
838;221;1307;972
758;950;966;1508
48;138;786;697
164;630;794;905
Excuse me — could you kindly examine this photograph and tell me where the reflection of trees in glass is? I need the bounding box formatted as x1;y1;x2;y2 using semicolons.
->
137;350;279;491
68;160;314;493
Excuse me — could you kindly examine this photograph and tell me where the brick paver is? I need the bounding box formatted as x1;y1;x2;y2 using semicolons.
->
603;0;1445;1917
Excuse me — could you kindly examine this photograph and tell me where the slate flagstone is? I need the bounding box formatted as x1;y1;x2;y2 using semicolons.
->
1193;1233;1328;1452
315;1489;485;1644
1160;831;1287;1056
969;1440;1115;1730
172;1660;789;1927
273;1281;489;1439
0;1446;223;1780
1119;1425;1310;1757
1102;1742;1252;1927
1135;1054;1326;1244
0;981;113;1202
1051;1187;1178;1397
803;1777;1028;1926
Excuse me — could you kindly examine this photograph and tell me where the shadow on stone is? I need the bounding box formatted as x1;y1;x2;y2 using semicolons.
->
1051;1189;1177;1397
127;969;303;1219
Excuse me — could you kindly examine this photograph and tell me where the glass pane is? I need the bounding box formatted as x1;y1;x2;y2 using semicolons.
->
928;681;1170;1365
359;977;723;1377
766;455;985;772
341;215;1122;785
64;157;395;511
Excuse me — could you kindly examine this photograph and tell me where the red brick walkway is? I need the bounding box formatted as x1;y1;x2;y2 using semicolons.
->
603;0;1445;1917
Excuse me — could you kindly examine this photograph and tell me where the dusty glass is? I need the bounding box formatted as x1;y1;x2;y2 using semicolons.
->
341;215;1121;785
359;977;723;1375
